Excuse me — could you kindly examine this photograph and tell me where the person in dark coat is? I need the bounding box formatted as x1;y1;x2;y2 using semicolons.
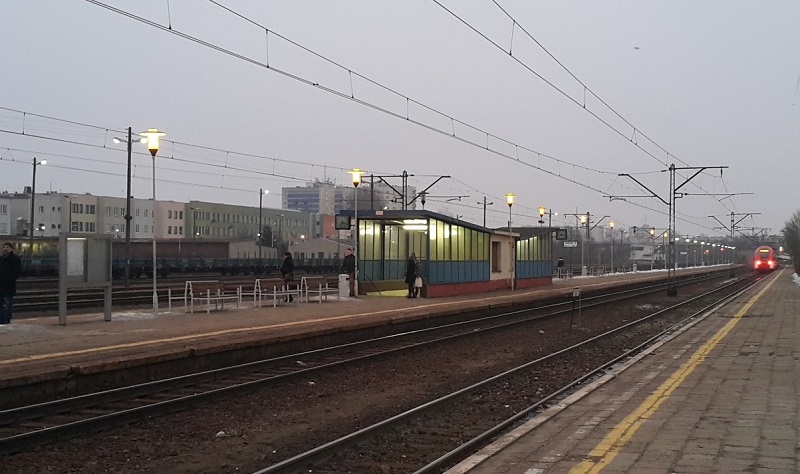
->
405;253;418;298
279;252;295;302
340;248;356;297
0;242;22;325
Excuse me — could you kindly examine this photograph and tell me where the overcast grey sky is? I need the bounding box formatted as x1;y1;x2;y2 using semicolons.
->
2;1;798;237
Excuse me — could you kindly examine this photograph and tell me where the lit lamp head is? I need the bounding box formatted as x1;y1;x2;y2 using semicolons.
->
138;128;167;158
349;168;364;188
649;228;655;236
609;220;615;230
504;193;515;208
579;214;587;226
538;206;546;225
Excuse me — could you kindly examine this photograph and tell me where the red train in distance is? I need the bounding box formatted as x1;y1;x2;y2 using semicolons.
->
753;246;778;273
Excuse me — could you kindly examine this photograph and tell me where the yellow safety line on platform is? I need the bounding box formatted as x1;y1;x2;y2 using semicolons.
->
0;295;517;367
570;270;781;474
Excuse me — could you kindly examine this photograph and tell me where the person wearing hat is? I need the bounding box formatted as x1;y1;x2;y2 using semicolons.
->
0;242;22;325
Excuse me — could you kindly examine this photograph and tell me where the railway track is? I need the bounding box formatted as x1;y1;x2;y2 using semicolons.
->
257;274;758;473
0;270;751;458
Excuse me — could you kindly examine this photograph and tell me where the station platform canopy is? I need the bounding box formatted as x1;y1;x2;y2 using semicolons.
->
337;210;552;297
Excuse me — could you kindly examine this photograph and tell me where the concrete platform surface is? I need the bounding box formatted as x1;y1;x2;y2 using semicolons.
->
447;268;798;473
0;267;727;391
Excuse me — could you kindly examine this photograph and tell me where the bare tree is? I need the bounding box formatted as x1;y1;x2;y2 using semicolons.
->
782;211;800;274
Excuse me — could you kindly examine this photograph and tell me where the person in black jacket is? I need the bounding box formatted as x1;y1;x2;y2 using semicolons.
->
279;252;295;302
0;242;22;325
405;253;418;298
340;248;356;297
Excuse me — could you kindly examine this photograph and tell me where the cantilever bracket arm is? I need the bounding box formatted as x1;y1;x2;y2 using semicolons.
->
708;215;730;232
673;166;728;193
733;212;760;228
407;175;451;207
375;176;404;200
618;173;668;206
602;195;650;201
589;215;611;231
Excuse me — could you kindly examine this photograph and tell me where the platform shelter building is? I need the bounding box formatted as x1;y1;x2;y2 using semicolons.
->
340;210;553;297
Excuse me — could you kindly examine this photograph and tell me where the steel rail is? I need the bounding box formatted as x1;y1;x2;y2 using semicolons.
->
254;274;757;473
0;270;743;456
415;276;761;473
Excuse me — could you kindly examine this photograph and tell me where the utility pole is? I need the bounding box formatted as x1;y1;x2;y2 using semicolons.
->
124;127;133;288
618;164;727;296
477;196;494;227
565;211;608;276
709;212;761;239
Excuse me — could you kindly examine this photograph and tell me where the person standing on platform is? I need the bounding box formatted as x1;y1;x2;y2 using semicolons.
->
0;242;22;325
279;252;295;302
556;256;565;278
405;253;418;298
340;248;356;297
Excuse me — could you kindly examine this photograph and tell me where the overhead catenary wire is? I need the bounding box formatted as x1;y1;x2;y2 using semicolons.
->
0;103;725;234
433;0;742;214
11;1;741;234
80;2;645;191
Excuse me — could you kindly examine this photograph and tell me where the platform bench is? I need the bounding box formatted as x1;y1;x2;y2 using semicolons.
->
167;280;241;313
242;278;284;307
300;276;340;303
258;284;302;308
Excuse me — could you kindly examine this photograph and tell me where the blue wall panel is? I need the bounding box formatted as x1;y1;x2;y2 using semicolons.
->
427;261;490;284
516;261;553;278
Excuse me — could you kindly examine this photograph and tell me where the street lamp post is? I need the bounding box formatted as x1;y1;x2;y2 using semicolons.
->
505;193;515;290
29;157;47;258
684;238;691;268
538;206;557;227
700;242;705;266
349;169;364;297
649;228;656;270
609;220;615;273
580;213;588;275
258;189;269;261
139;128;166;317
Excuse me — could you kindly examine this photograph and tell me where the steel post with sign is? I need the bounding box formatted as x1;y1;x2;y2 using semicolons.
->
569;287;581;330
